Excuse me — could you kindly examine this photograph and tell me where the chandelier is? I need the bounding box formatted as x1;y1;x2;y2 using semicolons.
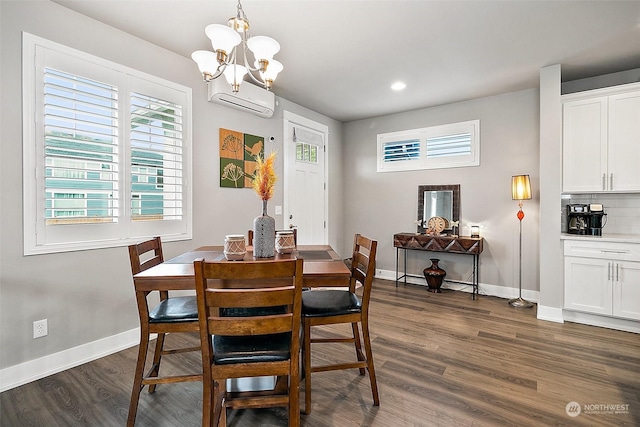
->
191;0;283;93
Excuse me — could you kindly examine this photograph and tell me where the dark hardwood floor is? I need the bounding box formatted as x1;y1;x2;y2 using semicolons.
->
2;279;639;426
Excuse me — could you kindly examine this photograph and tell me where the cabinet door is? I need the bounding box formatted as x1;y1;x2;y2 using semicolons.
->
608;90;640;191
613;261;640;320
562;97;608;192
564;257;612;315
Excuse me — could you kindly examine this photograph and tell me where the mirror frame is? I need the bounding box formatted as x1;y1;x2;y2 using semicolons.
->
417;184;460;233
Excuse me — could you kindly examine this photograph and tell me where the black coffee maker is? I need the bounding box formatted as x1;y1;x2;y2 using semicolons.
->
567;204;590;234
566;204;607;235
588;204;607;236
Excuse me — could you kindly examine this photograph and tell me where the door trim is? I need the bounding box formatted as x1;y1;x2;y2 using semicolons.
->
282;111;329;244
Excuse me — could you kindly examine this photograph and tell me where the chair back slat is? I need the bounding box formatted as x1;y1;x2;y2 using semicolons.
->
128;236;164;275
201;259;298;280
205;286;295;308
208;314;294;336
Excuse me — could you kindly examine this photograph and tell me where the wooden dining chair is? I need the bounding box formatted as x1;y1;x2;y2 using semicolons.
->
248;228;297;246
194;258;304;427
301;234;379;414
127;237;201;427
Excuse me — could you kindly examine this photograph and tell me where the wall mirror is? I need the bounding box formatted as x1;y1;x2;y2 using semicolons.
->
417;184;460;233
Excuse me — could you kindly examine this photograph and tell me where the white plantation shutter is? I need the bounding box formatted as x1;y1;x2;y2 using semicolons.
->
382;139;420;163
426;133;472;158
130;93;183;221
377;120;479;172
44;68;119;224
23;33;192;255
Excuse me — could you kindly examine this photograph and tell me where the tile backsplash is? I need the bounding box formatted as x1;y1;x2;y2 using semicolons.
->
561;193;640;235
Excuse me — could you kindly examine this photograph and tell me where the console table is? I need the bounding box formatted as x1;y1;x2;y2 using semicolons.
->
393;233;484;299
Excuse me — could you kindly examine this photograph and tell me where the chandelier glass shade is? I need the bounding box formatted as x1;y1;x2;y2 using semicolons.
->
191;0;283;92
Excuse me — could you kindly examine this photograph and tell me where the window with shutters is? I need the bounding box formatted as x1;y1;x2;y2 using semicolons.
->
377;120;480;172
23;33;192;255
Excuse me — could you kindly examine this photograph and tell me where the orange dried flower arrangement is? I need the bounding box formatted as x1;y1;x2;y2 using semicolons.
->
252;151;277;201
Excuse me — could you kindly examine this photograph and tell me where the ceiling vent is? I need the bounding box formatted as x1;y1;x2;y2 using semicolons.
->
208;78;275;118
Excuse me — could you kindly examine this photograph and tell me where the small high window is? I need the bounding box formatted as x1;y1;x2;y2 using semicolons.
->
377;120;480;172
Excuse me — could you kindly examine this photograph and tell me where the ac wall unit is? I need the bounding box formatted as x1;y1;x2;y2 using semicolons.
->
207;78;275;118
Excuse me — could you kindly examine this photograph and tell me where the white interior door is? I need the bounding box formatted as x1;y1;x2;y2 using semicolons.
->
283;112;328;245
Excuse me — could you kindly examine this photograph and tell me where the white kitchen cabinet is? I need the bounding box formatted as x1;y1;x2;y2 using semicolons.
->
564;257;612;315
564;257;640;320
564;239;640;321
613;260;640;320
562;84;640;193
562;97;607;192
608;90;640;191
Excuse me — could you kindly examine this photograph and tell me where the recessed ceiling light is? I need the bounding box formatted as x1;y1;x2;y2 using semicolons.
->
391;81;406;91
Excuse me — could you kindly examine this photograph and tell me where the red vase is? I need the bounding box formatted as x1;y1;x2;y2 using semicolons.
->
423;258;446;293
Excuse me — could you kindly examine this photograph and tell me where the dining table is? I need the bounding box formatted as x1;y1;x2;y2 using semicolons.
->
133;244;351;291
132;244;350;397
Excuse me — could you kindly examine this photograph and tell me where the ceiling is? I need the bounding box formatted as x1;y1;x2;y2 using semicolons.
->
52;0;640;122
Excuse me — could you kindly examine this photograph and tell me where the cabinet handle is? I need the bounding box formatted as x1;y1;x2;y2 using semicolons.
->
607;262;611;280
610;173;614;190
616;263;620;282
602;174;606;191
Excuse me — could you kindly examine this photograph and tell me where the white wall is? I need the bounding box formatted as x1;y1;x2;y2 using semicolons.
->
0;0;343;383
341;89;540;297
537;65;564;321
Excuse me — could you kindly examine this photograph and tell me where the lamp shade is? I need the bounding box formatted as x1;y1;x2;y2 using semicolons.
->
258;59;283;81
223;64;248;85
512;175;532;200
191;50;218;75
205;24;241;54
247;36;280;62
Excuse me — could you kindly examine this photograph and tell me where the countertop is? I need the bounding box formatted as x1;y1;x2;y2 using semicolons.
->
561;233;640;244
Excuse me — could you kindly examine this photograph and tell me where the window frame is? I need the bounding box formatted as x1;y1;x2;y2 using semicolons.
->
22;33;192;255
377;120;480;172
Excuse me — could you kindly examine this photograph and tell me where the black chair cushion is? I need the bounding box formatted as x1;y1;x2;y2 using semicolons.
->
149;296;198;323
213;333;292;365
302;290;362;317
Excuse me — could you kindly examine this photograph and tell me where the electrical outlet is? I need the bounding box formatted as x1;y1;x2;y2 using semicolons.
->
33;319;48;339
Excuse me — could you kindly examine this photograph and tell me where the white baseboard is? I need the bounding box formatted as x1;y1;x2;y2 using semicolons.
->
0;328;140;393
537;305;564;323
375;268;540;302
562;310;640;334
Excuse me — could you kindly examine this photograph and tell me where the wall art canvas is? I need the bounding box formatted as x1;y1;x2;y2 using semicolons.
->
219;128;264;188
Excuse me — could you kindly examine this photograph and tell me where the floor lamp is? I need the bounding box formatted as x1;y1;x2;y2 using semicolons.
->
510;175;533;308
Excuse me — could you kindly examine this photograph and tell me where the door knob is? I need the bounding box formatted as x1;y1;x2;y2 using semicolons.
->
289;223;297;229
